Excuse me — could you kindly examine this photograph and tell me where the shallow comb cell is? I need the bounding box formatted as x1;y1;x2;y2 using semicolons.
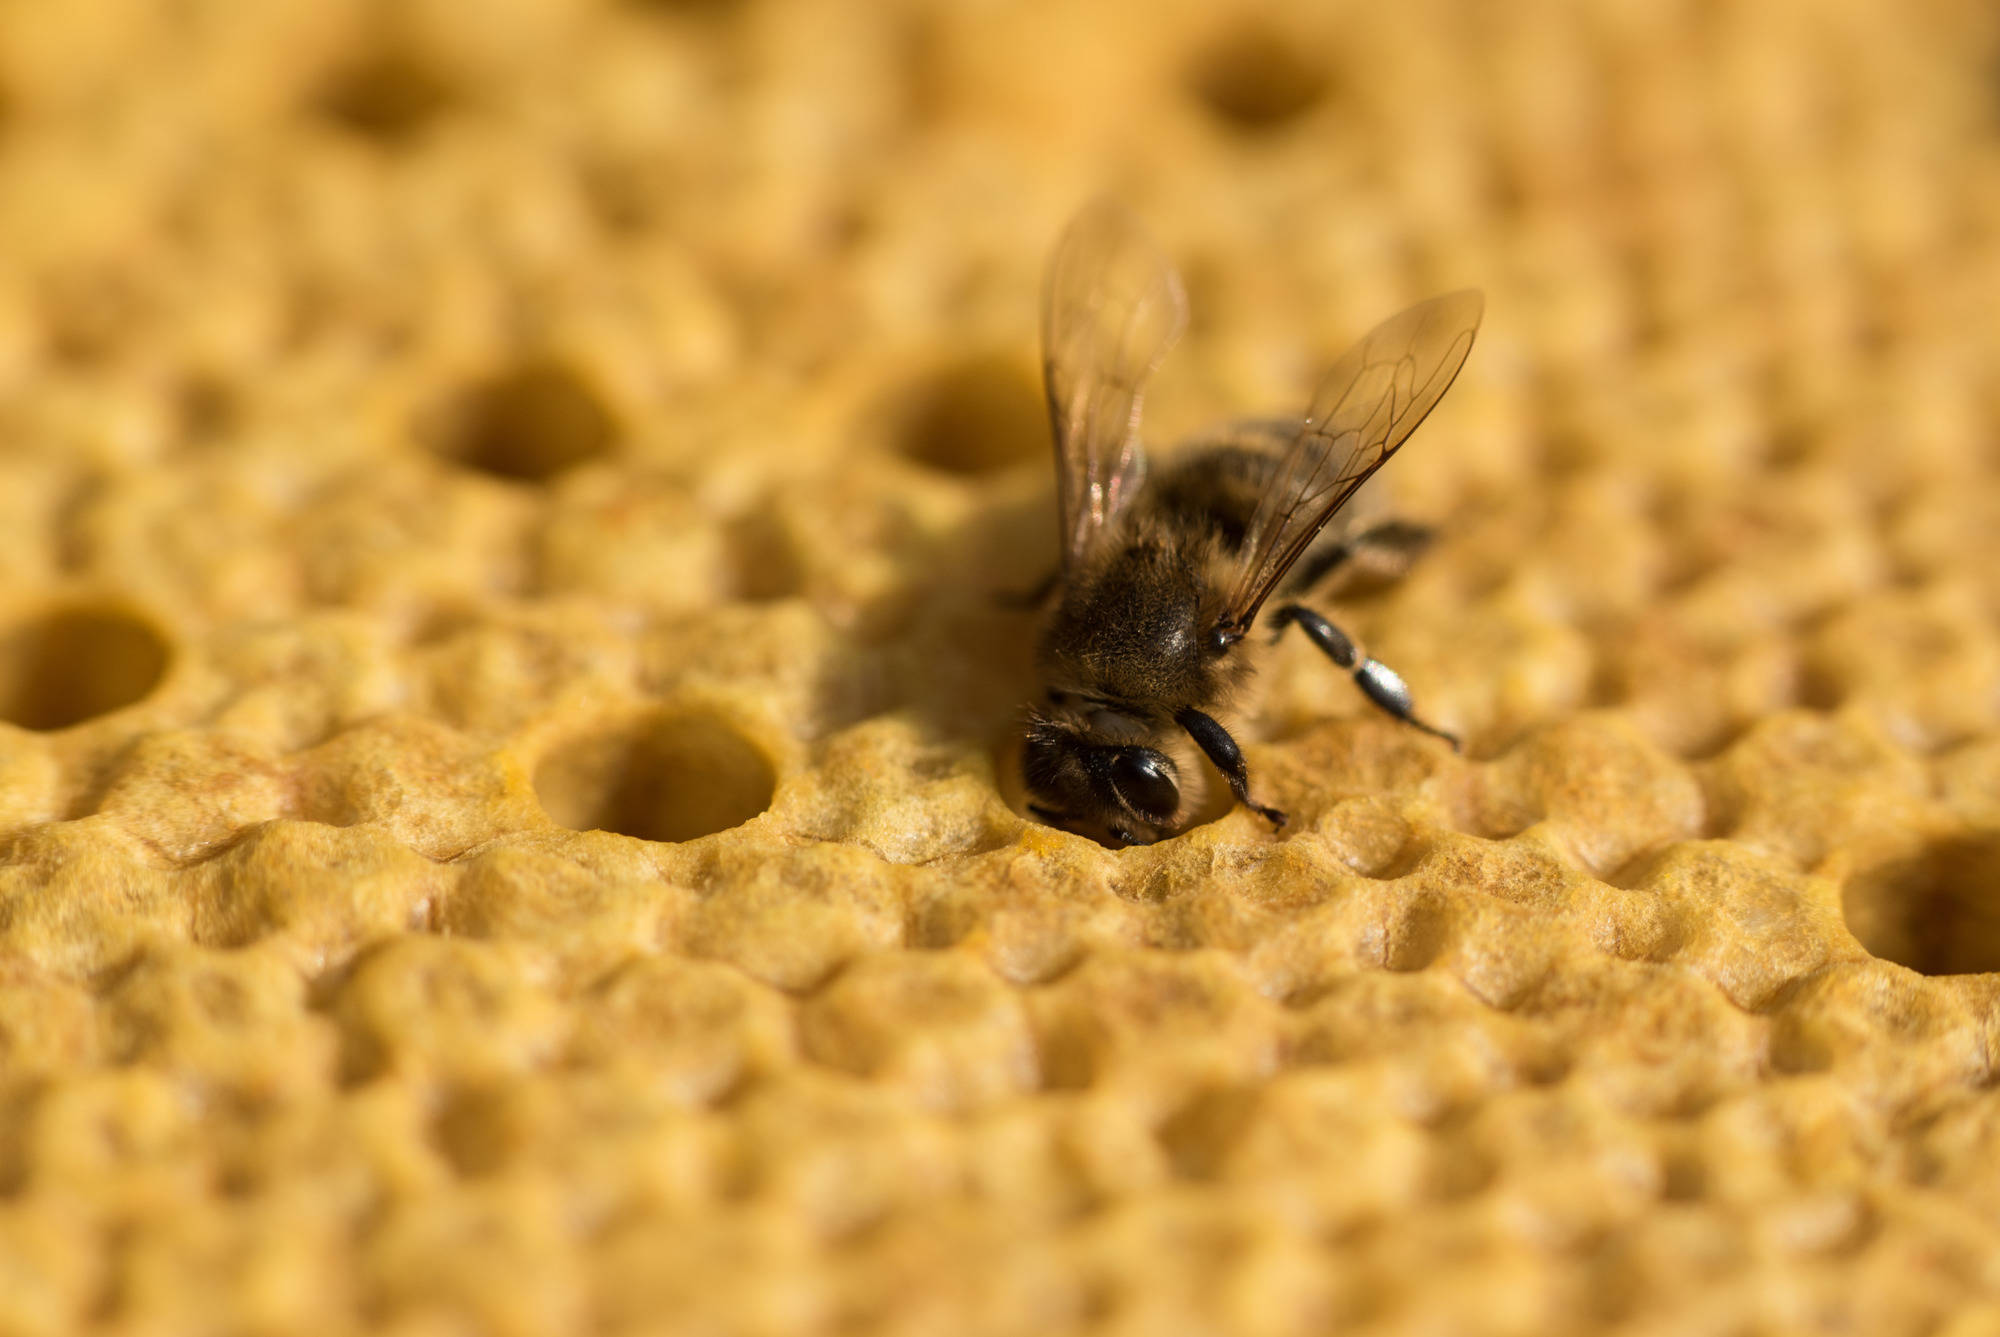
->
891;351;1048;475
532;710;776;842
313;42;457;144
427;361;621;483
1184;20;1331;132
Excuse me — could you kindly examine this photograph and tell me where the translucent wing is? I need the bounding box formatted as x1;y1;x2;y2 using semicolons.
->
1219;289;1482;633
1041;201;1187;569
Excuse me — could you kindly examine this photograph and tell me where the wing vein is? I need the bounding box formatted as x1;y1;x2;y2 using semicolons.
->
1219;290;1483;632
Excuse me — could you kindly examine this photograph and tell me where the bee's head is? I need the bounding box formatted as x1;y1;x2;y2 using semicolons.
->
1021;713;1182;847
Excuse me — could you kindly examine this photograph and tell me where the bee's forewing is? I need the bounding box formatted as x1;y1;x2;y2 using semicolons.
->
1220;290;1482;630
1041;201;1187;569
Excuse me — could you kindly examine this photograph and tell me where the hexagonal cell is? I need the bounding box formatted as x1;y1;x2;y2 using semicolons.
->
314;45;457;144
1841;834;2000;975
892;352;1048;475
0;606;170;731
426;361;620;483
1185;22;1330;133
534;712;776;843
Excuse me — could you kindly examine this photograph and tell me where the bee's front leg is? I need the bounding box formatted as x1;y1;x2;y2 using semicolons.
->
1268;604;1461;751
1174;707;1287;828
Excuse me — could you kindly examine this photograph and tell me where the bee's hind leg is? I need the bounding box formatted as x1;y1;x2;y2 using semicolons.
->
1283;520;1436;598
1268;604;1461;752
1174;707;1287;829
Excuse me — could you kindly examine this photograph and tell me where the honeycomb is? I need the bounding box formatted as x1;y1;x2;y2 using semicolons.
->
0;0;1998;1332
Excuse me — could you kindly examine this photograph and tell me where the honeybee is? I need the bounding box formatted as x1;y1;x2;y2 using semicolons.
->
1019;202;1482;847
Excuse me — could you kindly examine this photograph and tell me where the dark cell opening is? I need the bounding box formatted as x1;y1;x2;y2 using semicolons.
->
0;607;170;731
316;48;456;144
895;353;1047;475
429;361;620;483
534;712;776;843
1842;834;2000;975
1186;23;1331;133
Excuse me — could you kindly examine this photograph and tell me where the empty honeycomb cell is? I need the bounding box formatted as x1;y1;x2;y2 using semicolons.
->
426;360;620;483
1840;834;2000;977
0;604;169;731
533;709;777;843
1184;20;1330;132
312;44;457;144
890;351;1048;475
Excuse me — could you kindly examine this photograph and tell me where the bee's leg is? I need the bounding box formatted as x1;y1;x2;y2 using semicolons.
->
1283;520;1436;597
1174;707;1287;828
995;568;1059;609
1268;604;1461;751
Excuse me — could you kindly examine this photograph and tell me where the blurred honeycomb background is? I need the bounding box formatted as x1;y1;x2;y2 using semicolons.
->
0;0;1998;1332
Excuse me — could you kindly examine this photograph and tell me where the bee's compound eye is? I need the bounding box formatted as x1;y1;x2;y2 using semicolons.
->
1111;749;1179;823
